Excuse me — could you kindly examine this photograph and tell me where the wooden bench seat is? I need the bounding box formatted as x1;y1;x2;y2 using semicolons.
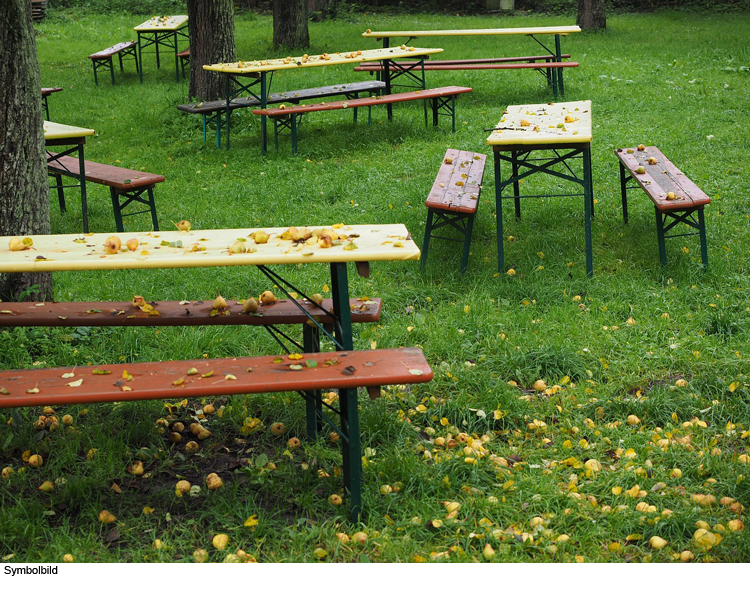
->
47;154;161;232
88;41;139;86
31;0;48;22
177;47;190;79
40;86;63;119
354;56;578;97
177;81;386;147
252;86;473;155
615;145;711;268
421;149;487;273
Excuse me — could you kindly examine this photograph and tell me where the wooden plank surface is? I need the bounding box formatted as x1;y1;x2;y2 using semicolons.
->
0;297;381;328
486;100;592;146
0;224;420;272
46;154;164;189
88;41;136;59
426;149;486;214
203;46;444;74
253;86;472;116
361;26;581;38
0;347;433;409
41;87;63;97
356;61;577;72
134;15;188;31
356;55;571;68
43;120;95;140
615;146;711;211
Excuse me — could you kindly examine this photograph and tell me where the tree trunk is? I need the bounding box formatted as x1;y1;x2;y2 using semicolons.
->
187;0;236;101
0;0;53;302
273;0;309;50
577;0;606;30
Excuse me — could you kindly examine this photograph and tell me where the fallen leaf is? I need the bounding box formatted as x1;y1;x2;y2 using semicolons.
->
67;379;83;387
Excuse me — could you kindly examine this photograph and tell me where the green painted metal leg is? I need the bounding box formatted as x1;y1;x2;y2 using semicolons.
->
698;207;708;269
110;187;125;232
555;35;565;96
138;33;144;83
302;323;322;441
494;151;505;272
421;209;434;271
109;58;115;86
460;213;475;273
619;162;629;223
655;208;668;269
147;187;159;230
54;174;65;213
77;146;89;234
512;153;521;219
291;115;299;156
340;387;362;522
583;146;593;277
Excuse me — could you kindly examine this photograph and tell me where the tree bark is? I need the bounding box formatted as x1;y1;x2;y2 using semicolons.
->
0;0;52;302
273;0;309;50
576;0;607;30
187;0;236;101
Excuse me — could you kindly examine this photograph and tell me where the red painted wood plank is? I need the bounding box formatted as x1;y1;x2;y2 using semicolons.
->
355;62;578;72
88;41;137;60
0;347;433;409
426;149;486;214
47;153;165;190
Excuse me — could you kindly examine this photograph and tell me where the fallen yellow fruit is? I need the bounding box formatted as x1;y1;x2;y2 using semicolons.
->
649;536;668;549
212;534;229;551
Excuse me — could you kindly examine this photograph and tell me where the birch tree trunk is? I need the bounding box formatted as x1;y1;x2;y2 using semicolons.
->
0;0;52;302
187;0;236;101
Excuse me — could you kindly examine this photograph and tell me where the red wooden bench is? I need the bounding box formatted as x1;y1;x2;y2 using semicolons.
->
615;146;711;268
31;0;47;22
177;47;190;79
88;41;139;85
47;154;161;232
421;149;487;273
354;55;578;97
40;86;63;119
252;86;473;155
177;81;386;148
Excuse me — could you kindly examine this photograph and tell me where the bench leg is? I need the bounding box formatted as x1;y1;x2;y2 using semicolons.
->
302;323;323;441
291;115;299;156
118;52;124;73
494;151;506;272
619;162;629;223
339;386;362;522
555;34;565;97
698;207;708;269
583;145;593;277
53;174;66;213
109;57;115;86
655;208;668;269
111;187;125;232
461;213;475;273
147;187;160;231
421;209;435;271
512;153;522;220
110;185;160;232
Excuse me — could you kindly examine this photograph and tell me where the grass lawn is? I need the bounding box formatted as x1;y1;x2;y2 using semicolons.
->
1;8;749;563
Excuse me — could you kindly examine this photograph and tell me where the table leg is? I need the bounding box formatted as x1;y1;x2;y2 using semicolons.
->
494;150;505;272
583;145;593;277
383;59;393;122
698;207;708;269
555;34;565;97
619;161;629;223
512;152;522;219
260;73;268;155
138;32;144;83
77;145;89;233
225;74;231;150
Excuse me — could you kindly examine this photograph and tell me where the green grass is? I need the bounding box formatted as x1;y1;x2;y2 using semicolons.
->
1;8;750;563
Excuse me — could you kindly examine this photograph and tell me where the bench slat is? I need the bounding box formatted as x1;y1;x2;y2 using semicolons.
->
615;146;710;212
354;61;578;72
88;41;137;60
41;87;63;97
0;347;432;409
47;154;165;190
253;86;473;117
356;54;572;68
426;149;486;214
177;81;386;115
0;298;381;328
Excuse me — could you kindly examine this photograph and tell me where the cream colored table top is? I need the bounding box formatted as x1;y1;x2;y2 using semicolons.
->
0;224;420;273
362;26;581;38
134;15;188;31
43;121;95;140
486;100;592;146
203;46;444;75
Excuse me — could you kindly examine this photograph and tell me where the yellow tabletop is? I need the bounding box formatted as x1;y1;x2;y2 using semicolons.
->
134;15;188;31
362;26;581;38
0;224;420;273
486;100;592;146
203;46;444;75
43;120;95;140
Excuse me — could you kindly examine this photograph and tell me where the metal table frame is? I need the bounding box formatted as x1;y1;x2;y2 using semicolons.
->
135;16;189;83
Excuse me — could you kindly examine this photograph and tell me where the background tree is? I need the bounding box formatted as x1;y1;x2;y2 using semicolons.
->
0;0;52;301
186;0;236;101
273;0;309;50
577;0;607;30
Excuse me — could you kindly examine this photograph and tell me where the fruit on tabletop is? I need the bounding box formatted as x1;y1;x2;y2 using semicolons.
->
9;237;33;251
666;192;679;200
310;293;324;306
260;290;277;305
564;114;577;123
132;295;146;308
230;241;247;254
175;220;191;232
637;144;646;151
211;294;228;310
519;119;531;126
647;157;658;165
104;236;121;254
318;234;333;249
242;297;259;313
253;230;270;244
206;473;223;491
635;166;646;174
126;238;139;251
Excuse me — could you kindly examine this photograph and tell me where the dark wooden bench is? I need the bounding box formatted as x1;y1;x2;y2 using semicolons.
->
47;154;161;232
615;145;711;268
31;0;47;22
421;149;487;273
252;85;473;155
88;41;139;86
354;55;578;97
177;80;386;148
177;47;190;79
41;86;63;119
0;345;432;521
